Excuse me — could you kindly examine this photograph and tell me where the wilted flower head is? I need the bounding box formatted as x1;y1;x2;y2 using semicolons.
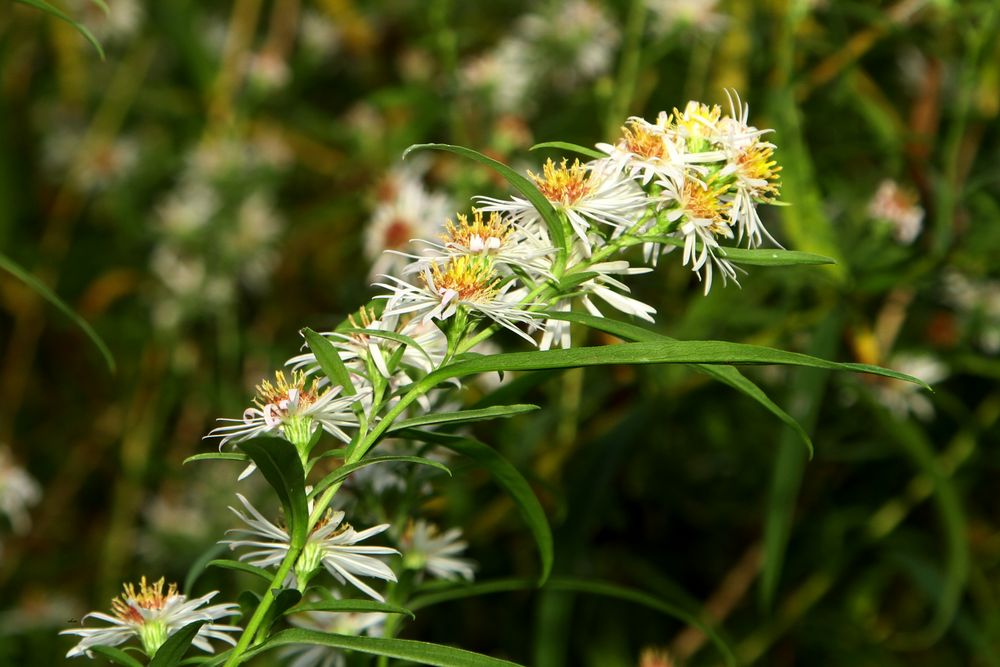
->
61;577;239;658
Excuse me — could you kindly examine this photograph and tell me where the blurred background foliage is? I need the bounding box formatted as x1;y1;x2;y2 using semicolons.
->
1;0;999;665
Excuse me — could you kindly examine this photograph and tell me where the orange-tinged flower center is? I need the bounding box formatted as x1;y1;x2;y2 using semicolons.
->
683;180;727;223
111;577;177;624
383;218;412;249
529;159;593;206
253;370;323;413
621;121;666;160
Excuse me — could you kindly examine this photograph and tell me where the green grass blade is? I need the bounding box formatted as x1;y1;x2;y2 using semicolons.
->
14;0;106;59
0;252;115;371
287;599;414;619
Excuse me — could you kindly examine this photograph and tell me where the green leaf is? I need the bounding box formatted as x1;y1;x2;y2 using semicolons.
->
410;577;735;667
183;543;228;594
403;143;567;271
0;252;114;371
89;646;144;667
387;404;540;432
303;327;356;396
399;429;553;586
148;621;206;667
238;591;262;626
309;456;451;499
244;629;524;666
645;237;835;266
183;452;250;465
13;0;106;59
238;438;309;547
207;559;273;583
530;141;604;159
417;340;928;394
287;599;415;620
539;310;814;456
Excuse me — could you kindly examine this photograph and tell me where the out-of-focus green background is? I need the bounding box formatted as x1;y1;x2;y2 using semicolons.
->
1;0;998;665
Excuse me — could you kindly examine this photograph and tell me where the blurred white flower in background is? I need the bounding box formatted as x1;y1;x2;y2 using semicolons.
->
400;520;476;582
645;0;727;37
0;445;40;536
868;179;924;245
874;353;948;420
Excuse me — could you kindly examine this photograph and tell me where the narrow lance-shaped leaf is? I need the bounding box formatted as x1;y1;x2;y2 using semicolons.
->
303;327;356;396
403;143;568;271
539;310;814;456
0;252;115;371
243;629;524;667
238;438;309;547
417;340;928;391
184;452;250;465
530;141;605;159
387;404;540;432
399;429;553;586
644;236;835;266
148;621;207;667
14;0;106;59
207;559;273;583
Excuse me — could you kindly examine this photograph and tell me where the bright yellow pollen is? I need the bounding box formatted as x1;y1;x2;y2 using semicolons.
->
111;577;177;623
442;209;512;249
683;180;730;234
529;159;593;206
424;256;499;303
620;120;666;160
737;142;782;199
254;370;322;411
671;102;723;138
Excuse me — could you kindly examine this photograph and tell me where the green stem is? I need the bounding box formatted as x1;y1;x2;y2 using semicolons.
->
223;543;303;667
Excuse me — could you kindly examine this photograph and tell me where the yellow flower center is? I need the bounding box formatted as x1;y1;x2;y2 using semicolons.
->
671;101;723;140
442;209;512;252
735;142;781;198
683;180;729;234
529;159;593;206
423;256;500;303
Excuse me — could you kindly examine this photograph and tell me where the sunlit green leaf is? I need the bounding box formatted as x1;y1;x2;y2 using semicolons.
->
286;599;414;619
14;0;106;59
303;327;356;396
90;647;144;667
530;141;604;159
183;452;250;465
645;236;835;266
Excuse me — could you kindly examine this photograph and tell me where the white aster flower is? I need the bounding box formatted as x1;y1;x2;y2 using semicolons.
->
519;0;620;87
400;520;476;582
377;255;540;345
478;158;649;257
459;38;537;114
597;114;709;187
367;166;452;280
659;177;738;294
406;209;554;282
224;494;398;601
0;446;40;534
873;353;947;421
868;179;924;245
60;577;239;659
645;0;727;36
